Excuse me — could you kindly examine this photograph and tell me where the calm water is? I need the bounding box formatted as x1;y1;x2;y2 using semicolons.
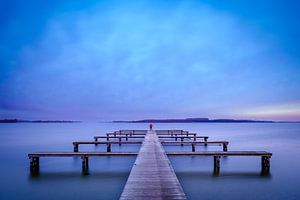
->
0;122;299;200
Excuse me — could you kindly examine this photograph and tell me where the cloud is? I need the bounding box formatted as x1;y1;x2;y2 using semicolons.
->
1;0;299;120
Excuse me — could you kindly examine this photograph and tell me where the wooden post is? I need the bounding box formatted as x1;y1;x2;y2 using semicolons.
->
130;132;132;136
114;132;116;136
192;144;195;152
119;137;121;146
175;134;177;141
171;131;173;137
261;156;270;174
81;156;89;175
95;137;98;142
107;143;111;152
106;134;109;141
30;157;40;175
74;144;79;152
186;131;188;136
213;156;220;175
194;133;196;141
126;134;128;141
204;137;208;146
223;143;228;152
181;138;184;146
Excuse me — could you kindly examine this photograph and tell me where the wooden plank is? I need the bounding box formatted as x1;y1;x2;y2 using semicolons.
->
94;136;145;139
108;133;146;135
28;151;271;158
155;130;184;132
167;151;272;156
107;133;196;136
117;130;148;134
28;152;138;158
73;141;142;145
120;131;187;200
159;136;208;138
161;141;228;145
108;130;196;136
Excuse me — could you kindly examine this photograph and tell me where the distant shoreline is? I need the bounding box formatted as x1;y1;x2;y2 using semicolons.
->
112;118;300;123
113;121;275;123
0;118;299;123
0;119;81;123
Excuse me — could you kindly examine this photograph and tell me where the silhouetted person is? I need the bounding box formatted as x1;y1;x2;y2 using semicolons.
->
150;123;153;130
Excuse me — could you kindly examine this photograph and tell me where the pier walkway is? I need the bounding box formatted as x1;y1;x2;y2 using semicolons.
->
120;130;187;199
28;128;272;199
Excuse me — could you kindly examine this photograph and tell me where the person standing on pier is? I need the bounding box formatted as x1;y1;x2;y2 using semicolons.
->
150;123;153;130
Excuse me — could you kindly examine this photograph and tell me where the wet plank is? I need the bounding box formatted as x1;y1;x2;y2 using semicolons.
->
120;131;187;200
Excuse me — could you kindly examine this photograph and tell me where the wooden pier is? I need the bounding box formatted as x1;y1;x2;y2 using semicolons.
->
120;130;187;199
72;141;229;152
28;152;138;175
28;128;272;198
110;130;196;136
72;141;142;152
167;151;272;175
161;141;229;151
94;134;208;143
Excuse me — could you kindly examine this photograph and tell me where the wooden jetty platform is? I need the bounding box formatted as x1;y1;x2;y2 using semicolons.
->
28;152;138;175
94;134;209;142
28;128;272;198
115;130;187;134
166;151;272;175
94;135;145;142
72;141;142;152
111;130;196;136
120;130;187;199
107;132;196;136
72;141;229;152
161;141;229;151
158;135;208;142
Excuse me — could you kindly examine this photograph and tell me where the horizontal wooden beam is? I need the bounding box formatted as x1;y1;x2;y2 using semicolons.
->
72;141;143;152
159;136;208;138
28;151;272;158
107;133;146;135
107;132;198;136
94;136;145;139
73;141;142;145
28;152;138;158
161;141;228;145
166;151;272;156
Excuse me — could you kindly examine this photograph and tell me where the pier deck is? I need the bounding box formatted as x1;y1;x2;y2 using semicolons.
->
28;152;138;157
72;141;142;152
28;129;272;180
120;131;187;199
72;141;229;152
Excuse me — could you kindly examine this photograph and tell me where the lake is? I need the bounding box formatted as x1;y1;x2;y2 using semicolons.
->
0;122;299;199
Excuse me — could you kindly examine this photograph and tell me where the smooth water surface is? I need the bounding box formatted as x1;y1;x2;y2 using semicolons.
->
0;122;299;199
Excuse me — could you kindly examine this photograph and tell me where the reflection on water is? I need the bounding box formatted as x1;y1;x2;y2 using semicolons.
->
28;172;130;181
177;171;272;179
0;122;300;199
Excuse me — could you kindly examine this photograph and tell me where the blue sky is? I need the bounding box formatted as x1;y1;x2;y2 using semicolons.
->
0;0;300;121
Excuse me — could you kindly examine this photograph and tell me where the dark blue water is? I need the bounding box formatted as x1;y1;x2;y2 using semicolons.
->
0;123;299;199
